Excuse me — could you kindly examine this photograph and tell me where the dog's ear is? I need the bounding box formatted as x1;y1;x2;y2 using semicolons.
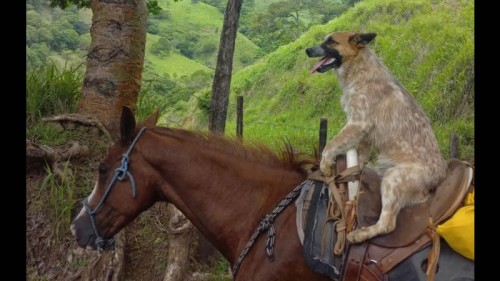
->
350;33;377;48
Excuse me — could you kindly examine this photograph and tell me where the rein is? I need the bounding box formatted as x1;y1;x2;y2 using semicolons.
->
232;180;308;276
82;127;147;252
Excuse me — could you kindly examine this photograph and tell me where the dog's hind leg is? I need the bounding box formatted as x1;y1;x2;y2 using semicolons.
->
346;166;428;243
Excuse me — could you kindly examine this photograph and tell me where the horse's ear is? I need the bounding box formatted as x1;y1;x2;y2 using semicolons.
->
141;108;160;128
120;106;136;143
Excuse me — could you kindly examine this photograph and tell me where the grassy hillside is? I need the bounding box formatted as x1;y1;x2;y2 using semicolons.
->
145;33;212;76
145;0;262;76
185;0;474;162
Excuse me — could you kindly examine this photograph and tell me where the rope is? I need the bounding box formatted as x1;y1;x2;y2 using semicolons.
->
426;217;440;281
231;180;309;276
82;127;147;252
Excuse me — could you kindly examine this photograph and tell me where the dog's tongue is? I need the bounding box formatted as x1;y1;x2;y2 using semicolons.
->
310;56;335;73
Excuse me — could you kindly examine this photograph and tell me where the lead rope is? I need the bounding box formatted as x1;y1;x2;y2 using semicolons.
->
231;180;309;276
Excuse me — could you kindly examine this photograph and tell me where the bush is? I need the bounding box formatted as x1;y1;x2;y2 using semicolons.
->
26;62;83;125
177;41;196;58
51;28;80;51
151;37;173;56
137;85;168;121
199;42;217;55
147;20;161;35
196;89;211;114
78;33;91;50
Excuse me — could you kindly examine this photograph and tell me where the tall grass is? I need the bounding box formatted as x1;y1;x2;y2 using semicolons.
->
41;162;76;242
26;61;83;125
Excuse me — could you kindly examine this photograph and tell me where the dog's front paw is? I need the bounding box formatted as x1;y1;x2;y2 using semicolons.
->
347;228;370;244
320;158;334;177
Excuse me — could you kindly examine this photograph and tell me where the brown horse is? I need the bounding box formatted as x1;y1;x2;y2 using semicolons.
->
70;107;329;281
71;107;474;281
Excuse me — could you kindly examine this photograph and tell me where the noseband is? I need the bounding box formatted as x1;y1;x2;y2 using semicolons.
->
82;127;147;251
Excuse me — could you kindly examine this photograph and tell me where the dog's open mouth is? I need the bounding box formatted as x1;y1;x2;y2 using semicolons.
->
310;56;336;73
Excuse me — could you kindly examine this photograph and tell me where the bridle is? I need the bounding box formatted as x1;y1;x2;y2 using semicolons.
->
82;127;147;252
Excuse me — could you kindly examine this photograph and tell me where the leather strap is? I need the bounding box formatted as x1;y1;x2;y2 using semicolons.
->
343;242;386;281
343;243;369;281
325;177;348;255
335;165;362;183
368;233;431;273
342;234;431;281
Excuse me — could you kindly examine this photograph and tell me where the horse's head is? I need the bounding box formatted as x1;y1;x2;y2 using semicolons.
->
71;107;161;251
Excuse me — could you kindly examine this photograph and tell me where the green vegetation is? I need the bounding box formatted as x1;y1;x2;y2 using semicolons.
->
207;258;231;281
26;0;90;71
26;62;83;125
26;0;266;125
149;0;263;73
26;0;475;175
241;0;361;53
41;163;76;241
184;0;474;162
26;1;474;279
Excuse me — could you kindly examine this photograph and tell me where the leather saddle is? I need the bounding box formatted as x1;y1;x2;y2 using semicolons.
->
339;157;474;281
355;158;473;248
300;156;473;280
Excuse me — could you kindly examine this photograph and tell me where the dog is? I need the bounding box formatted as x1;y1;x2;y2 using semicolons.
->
305;31;447;243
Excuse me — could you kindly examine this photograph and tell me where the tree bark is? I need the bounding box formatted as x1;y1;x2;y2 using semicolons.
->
78;0;147;139
163;204;194;281
209;0;244;133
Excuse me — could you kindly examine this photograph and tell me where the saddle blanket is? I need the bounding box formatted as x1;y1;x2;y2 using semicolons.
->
295;180;342;280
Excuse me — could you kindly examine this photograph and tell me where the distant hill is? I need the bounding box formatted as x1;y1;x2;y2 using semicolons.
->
27;0;263;77
180;0;474;162
147;0;263;76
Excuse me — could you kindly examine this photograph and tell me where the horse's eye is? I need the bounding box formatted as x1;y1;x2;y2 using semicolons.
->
98;164;108;176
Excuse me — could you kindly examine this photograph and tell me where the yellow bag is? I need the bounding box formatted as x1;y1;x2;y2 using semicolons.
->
436;189;474;260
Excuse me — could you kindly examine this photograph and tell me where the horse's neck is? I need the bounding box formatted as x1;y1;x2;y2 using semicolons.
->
143;132;305;263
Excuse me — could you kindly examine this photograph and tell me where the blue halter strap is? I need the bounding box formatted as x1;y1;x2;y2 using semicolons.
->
82;127;147;251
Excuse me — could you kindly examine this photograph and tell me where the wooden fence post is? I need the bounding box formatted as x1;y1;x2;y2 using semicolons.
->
319;118;327;155
236;96;243;139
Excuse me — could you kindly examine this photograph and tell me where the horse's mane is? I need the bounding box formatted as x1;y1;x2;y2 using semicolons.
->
150;127;318;174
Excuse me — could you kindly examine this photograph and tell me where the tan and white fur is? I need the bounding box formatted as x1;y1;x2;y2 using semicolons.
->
306;31;447;243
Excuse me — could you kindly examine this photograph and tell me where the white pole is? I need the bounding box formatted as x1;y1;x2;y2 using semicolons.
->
346;148;359;200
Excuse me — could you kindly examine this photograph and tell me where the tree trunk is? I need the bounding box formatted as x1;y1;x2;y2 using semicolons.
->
163;204;194;281
78;0;147;139
209;0;244;133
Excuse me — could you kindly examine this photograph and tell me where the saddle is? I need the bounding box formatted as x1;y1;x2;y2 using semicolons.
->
342;158;473;281
356;158;473;248
299;156;473;281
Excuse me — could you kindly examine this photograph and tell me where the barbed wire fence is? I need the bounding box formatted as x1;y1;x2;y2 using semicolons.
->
228;96;329;156
228;96;460;159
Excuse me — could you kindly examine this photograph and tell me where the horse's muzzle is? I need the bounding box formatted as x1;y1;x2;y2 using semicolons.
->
71;216;98;249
